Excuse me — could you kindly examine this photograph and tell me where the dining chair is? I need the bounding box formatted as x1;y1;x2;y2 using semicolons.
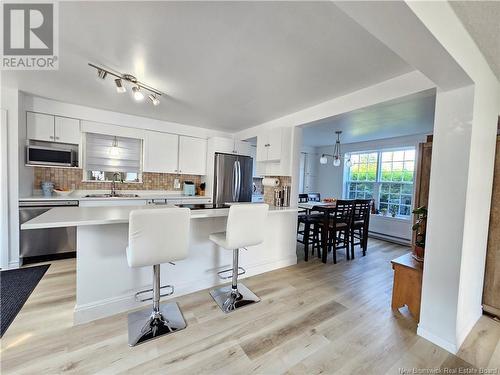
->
350;199;372;258
297;212;323;261
326;200;355;264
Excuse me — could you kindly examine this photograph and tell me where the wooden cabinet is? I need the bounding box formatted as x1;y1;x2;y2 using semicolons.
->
391;253;423;322
483;135;500;318
27;112;55;142
27;112;80;144
178;136;207;175
413;137;433;248
143;131;179;173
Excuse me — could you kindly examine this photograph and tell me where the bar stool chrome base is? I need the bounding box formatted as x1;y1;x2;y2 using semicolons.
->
210;284;260;313
127;302;186;346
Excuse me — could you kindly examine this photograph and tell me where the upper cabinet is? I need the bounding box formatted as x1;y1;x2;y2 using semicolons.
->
27;112;80;144
54;117;81;144
143;131;207;175
256;128;283;162
27;112;54;142
255;127;293;176
209;137;252;156
143;131;179;173
178;136;207;175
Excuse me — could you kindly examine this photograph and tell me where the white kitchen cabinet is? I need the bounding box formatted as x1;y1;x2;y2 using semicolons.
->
267;128;282;161
27;112;80;144
236;140;253;156
209;137;252;156
178;136;207;175
256;128;283;162
143;131;179;173
54;116;80;144
211;137;235;154
79;199;148;207
27;112;54;142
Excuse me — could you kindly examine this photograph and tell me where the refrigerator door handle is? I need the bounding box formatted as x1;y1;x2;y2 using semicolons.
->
236;160;241;201
232;160;238;201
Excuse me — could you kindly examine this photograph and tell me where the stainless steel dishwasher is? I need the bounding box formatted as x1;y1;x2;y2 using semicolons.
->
19;200;79;264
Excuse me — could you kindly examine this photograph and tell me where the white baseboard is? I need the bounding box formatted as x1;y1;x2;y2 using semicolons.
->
74;256;297;325
456;308;482;349
8;260;20;269
368;232;411;246
417;324;458;354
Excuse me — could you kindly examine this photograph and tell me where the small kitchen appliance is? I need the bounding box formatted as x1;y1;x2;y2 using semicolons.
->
183;181;195;196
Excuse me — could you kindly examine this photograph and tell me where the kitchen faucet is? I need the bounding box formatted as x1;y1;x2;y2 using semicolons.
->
111;172;123;197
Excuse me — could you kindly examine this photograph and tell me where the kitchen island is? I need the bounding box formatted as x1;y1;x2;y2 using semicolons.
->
21;204;298;324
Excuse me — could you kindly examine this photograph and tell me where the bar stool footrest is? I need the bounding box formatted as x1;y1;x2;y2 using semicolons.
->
216;267;246;280
134;285;175;302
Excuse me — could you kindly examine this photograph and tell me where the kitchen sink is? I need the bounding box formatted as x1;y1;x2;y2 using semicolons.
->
83;193;140;198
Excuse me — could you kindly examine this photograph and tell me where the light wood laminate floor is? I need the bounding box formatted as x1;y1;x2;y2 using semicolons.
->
1;239;499;374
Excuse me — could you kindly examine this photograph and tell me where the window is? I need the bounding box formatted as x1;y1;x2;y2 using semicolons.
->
84;133;142;182
378;149;415;217
347;152;377;200
345;148;415;218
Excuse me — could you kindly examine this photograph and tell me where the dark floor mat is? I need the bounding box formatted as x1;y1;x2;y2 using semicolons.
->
0;264;50;337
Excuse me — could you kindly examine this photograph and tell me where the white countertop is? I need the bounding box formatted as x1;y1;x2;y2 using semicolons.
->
19;190;211;202
21;205;298;230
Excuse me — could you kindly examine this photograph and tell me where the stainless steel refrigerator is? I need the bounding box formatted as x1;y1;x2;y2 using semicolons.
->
213;153;253;205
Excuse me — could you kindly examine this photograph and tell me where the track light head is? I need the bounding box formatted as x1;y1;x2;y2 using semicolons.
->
132;86;144;101
148;94;160;106
97;69;107;79
115;79;126;93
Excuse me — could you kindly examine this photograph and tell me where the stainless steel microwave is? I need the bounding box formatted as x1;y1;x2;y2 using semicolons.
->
26;145;76;167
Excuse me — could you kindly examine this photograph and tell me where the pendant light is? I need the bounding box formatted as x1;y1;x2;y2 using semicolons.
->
109;136;120;157
319;130;351;167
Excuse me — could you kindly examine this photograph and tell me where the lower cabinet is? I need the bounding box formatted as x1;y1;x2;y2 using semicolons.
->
79;199;148;207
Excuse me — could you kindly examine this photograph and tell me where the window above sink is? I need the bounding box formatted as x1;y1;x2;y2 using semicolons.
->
83;132;143;182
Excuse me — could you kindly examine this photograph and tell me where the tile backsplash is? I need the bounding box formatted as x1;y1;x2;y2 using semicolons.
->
263;176;292;206
33;167;202;191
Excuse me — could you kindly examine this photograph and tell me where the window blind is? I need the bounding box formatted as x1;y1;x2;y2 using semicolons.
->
85;132;142;173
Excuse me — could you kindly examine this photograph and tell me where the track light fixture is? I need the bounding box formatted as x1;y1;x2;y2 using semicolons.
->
132;86;144;101
97;69;107;79
89;63;163;106
114;78;126;93
148;94;160;106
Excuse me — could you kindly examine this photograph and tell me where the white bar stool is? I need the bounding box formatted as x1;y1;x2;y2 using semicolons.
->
209;203;269;313
126;207;191;346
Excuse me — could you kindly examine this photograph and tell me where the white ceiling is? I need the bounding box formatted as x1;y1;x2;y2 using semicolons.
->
2;1;413;132
302;89;436;147
450;1;500;80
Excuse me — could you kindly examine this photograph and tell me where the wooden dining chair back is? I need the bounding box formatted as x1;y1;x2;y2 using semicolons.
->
326;200;355;264
298;194;309;203
350;199;372;258
333;199;355;226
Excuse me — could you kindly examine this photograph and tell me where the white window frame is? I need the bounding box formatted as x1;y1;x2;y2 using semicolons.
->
344;147;416;220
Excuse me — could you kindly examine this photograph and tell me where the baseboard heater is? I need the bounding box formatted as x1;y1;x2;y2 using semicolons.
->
368;231;411;246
